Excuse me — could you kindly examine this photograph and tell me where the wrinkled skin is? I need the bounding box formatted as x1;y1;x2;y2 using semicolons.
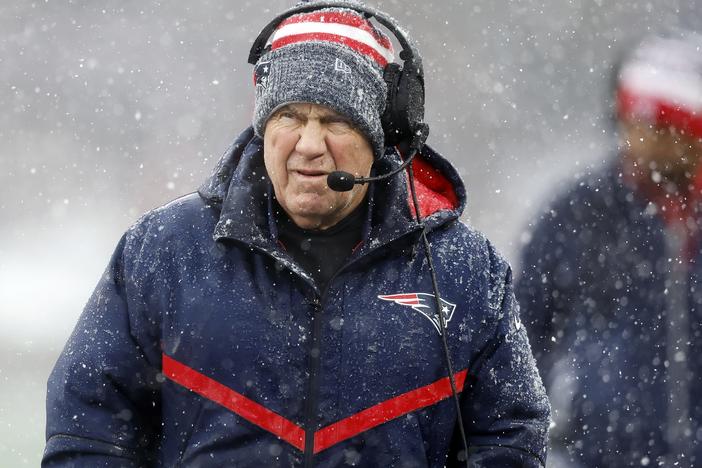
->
263;102;374;230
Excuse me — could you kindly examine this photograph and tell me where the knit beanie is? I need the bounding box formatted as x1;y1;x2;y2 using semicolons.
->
616;32;702;139
252;3;394;158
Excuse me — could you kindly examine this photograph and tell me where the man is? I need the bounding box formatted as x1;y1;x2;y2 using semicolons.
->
517;32;702;467
44;2;549;466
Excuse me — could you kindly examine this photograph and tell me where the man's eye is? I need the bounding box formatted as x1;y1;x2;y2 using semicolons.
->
327;119;354;131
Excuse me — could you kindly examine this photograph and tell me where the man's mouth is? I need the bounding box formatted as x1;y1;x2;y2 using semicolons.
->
293;169;328;177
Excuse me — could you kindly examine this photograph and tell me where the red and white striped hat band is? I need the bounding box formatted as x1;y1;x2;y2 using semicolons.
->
616;37;702;139
270;10;395;68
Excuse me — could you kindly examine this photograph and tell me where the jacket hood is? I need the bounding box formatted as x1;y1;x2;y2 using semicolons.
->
198;127;467;252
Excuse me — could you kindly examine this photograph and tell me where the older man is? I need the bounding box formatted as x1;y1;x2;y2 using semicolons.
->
44;2;549;466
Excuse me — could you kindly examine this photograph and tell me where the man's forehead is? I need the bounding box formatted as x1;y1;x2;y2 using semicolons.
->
279;102;346;118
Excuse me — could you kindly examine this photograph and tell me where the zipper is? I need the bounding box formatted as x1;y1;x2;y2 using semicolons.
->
225;227;425;466
303;296;323;467
298;230;420;467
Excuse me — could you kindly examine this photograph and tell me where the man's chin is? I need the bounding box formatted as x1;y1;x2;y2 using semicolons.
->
284;204;327;227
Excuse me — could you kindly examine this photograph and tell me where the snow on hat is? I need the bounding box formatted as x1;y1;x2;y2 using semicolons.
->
252;4;394;158
616;32;702;139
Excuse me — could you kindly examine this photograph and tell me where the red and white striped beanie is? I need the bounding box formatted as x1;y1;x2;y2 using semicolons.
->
617;32;702;139
252;3;395;158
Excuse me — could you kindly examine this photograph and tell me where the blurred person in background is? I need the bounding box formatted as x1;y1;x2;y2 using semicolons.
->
517;31;702;467
43;1;549;466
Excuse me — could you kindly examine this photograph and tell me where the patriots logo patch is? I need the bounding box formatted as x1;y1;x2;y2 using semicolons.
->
254;61;271;89
378;293;456;334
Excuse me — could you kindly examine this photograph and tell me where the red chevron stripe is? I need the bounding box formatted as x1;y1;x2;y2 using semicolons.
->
163;354;468;455
162;354;305;451
314;369;468;453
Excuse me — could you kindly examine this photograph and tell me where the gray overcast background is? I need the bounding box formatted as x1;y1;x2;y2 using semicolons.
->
1;0;700;464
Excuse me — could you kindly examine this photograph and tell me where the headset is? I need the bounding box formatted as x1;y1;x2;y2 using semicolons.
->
249;2;470;464
248;1;426;149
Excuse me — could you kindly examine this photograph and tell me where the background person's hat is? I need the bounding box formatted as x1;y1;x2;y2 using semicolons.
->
617;31;702;139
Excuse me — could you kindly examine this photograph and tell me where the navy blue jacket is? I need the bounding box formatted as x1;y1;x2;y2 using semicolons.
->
517;161;702;467
44;128;549;467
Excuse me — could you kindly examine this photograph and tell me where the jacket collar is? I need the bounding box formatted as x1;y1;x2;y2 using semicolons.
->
198;127;467;258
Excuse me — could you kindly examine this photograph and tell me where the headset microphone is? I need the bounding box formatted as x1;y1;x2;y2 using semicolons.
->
326;172;356;192
326;148;418;192
327;123;429;192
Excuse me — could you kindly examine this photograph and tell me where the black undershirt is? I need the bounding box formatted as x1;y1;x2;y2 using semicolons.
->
275;201;366;292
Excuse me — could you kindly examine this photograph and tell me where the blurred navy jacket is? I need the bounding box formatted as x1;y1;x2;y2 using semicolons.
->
44;128;549;467
517;160;702;467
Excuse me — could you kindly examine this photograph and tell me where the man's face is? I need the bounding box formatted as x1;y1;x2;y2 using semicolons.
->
620;118;702;180
263;102;374;230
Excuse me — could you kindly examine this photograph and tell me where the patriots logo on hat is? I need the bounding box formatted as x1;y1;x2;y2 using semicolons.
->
254;61;271;90
378;293;457;334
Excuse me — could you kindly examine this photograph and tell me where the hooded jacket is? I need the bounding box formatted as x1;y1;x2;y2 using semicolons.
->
517;160;702;467
44;127;550;467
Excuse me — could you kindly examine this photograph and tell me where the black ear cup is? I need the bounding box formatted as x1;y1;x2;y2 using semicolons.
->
382;63;403;146
249;1;426;147
382;60;425;146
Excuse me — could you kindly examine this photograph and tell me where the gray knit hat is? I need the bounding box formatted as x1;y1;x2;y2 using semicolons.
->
252;6;394;158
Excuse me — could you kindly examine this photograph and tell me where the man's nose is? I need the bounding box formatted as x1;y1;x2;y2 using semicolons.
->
295;121;326;158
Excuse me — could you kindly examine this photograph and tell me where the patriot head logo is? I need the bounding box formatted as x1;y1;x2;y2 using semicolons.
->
254;61;271;90
378;293;456;334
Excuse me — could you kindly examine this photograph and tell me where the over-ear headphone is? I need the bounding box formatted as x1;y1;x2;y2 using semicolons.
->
247;1;426;147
